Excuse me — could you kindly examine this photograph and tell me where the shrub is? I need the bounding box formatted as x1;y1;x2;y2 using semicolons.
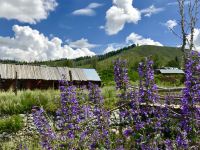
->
0;115;23;134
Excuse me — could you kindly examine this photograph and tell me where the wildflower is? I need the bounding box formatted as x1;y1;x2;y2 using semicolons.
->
87;82;110;149
32;106;56;150
114;59;129;90
123;128;133;137
179;51;200;146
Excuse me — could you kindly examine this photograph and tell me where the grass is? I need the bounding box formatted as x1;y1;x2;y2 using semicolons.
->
0;115;23;134
102;86;118;109
0;135;41;150
0;82;184;116
0;87;119;116
0;89;60;115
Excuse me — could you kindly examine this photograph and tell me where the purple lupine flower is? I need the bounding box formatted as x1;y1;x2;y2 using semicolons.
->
123;128;133;137
137;57;163;148
138;58;158;103
113;59;132;139
179;51;200;147
114;59;129;90
56;80;83;149
32;106;56;150
138;58;159;120
116;146;125;150
87;82;110;149
176;132;189;149
88;82;104;104
164;139;173;150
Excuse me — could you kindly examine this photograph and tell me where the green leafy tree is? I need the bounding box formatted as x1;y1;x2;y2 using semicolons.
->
166;56;180;68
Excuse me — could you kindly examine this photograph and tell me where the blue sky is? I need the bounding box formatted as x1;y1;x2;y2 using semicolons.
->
0;0;199;61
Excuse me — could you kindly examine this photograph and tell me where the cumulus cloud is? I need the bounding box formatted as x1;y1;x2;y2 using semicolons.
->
141;5;164;17
103;32;163;54
187;28;200;51
0;25;96;61
164;20;177;29
72;3;102;16
105;0;141;35
103;45;116;54
103;43;127;54
0;0;57;24
126;33;163;46
68;38;98;49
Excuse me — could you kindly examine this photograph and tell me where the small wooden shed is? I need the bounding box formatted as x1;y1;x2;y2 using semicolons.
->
155;67;184;75
0;64;101;91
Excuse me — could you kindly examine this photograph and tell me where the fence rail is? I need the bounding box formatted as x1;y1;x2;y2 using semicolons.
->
130;85;185;92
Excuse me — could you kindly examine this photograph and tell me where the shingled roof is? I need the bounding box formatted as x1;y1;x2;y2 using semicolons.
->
156;67;184;74
0;64;101;81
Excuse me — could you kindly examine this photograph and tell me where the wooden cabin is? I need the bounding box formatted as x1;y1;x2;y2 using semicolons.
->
0;64;101;91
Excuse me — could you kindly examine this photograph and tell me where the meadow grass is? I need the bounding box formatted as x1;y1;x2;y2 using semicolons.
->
0;135;41;150
102;86;118;109
0;83;184;116
0;89;60;115
0;115;23;134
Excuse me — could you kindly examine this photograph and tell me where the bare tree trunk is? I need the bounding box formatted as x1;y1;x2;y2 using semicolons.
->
188;0;199;51
177;0;199;68
177;0;187;55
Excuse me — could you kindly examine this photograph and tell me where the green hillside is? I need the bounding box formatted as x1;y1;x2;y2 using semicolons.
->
28;45;183;68
92;45;183;84
77;45;183;69
32;45;183;85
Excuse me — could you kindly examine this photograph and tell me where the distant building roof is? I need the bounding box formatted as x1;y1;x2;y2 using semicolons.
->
0;64;101;81
156;67;184;74
83;69;101;81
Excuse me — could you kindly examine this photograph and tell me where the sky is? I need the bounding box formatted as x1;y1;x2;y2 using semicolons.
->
0;0;199;61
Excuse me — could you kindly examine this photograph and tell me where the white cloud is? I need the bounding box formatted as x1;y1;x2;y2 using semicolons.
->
103;45;116;54
103;32;163;54
72;9;95;16
141;5;164;17
187;28;200;51
72;3;102;16
105;0;141;35
88;3;103;9
0;25;96;61
126;32;163;46
0;0;57;24
164;19;177;29
68;38;98;49
103;43;128;54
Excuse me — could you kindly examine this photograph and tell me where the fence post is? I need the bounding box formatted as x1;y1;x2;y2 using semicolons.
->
14;71;18;95
0;74;2;90
69;70;72;82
